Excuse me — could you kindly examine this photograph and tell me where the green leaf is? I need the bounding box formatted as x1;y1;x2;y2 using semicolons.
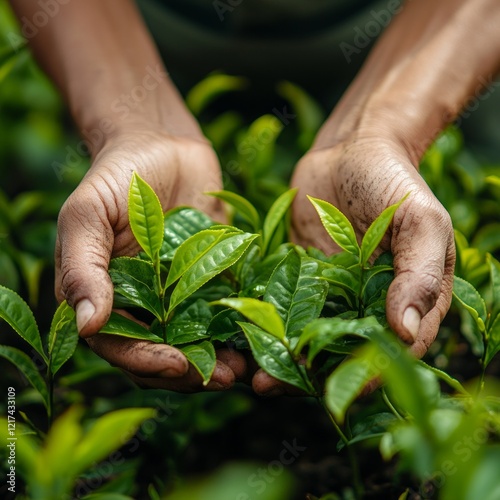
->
15;252;44;306
485;312;500;367
48;301;79;376
109;257;163;319
179;341;216;385
168;232;258;313
325;344;379;423
0;345;48;409
307;196;359;256
207;190;261;232
262;188;297;255
452;276;487;333
337;412;397;451
360;197;406;266
186;72;248;115
100;312;162;343
264;250;328;343
239;322;312;394
166;299;212;345
0;285;47;363
371;330;434;427
165;229;227;288
485;175;500;188
212;297;285;341
242;115;284;177
208;309;243;342
73;408;156;476
160;207;214;261
36;406;84;495
488;253;500;324
362;265;394;305
294;316;383;366
322;265;359;295
417;360;469;395
276;81;324;151
128;172;164;260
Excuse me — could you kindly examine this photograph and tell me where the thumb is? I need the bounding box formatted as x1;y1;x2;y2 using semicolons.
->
385;202;455;356
55;194;115;337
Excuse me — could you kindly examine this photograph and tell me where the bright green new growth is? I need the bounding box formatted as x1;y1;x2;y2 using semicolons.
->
102;174;412;403
96;172;500;498
0;289;78;420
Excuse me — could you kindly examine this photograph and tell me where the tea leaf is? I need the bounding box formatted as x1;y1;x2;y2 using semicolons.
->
276;81;324;151
325;344;378;423
0;345;48;409
337;412;398;451
322;265;359;295
262;188;297;255
109;257;163;319
264;250;328;343
0;285;46;363
208;309;243;342
360;197;406;266
243;115;284;177
207;190;261;232
186;73;247;115
168;232;258;313
100;312;162;343
362;265;394;306
165;229;227;288
212;297;285;341
179;341;216;385
166;299;212;345
48;301;78;376
294;316;383;366
488;254;500;325
308;196;359;256
73;408;156;476
36;406;84;493
239;321;312;393
452;276;487;333
160;207;214;261
485;313;500;367
128;172;164;261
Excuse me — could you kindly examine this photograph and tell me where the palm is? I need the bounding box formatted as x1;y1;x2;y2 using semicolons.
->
290;139;455;357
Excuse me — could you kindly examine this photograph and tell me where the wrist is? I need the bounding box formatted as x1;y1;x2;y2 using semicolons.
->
72;66;204;157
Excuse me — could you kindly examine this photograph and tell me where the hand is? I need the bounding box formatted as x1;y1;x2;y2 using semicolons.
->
55;126;247;391
290;134;455;358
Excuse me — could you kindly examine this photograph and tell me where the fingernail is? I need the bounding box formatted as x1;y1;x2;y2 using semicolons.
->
402;306;421;342
205;380;228;391
76;299;95;334
262;386;285;397
159;367;183;378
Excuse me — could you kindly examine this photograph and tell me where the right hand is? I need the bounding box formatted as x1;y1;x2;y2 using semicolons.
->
55;126;247;391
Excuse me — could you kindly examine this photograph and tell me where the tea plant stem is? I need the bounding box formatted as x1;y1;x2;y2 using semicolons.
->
358;266;365;318
319;398;363;498
381;388;404;421
154;256;169;342
47;371;54;428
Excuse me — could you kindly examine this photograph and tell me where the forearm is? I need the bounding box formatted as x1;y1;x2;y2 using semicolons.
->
316;0;500;162
9;0;201;152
